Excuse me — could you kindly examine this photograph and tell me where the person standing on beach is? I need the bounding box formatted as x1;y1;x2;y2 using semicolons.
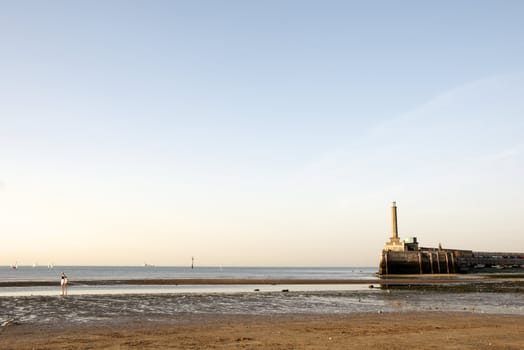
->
60;272;68;296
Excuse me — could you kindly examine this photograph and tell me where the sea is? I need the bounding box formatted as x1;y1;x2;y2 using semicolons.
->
1;266;523;326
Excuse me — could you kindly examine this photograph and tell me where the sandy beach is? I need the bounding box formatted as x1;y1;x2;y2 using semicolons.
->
2;312;523;349
1;272;522;349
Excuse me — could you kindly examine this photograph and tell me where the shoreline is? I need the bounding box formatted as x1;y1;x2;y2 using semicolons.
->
1;275;523;288
2;312;523;349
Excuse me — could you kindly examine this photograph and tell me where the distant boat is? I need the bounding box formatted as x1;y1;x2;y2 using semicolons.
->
144;263;154;267
47;263;54;269
11;262;18;270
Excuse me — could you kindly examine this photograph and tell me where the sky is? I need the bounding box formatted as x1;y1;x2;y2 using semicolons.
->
1;1;523;267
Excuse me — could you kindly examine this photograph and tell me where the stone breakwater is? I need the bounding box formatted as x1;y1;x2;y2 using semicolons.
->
379;249;524;275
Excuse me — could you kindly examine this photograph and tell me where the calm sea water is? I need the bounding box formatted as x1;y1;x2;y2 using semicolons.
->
0;266;377;296
1;265;376;282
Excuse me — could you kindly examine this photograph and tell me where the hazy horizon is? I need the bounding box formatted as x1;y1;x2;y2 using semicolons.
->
1;1;523;266
4;264;378;268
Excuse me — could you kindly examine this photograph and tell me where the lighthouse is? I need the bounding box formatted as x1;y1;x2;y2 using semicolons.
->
384;202;407;251
391;201;399;241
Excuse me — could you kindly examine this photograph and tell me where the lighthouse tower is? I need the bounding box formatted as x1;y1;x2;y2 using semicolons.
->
383;202;418;251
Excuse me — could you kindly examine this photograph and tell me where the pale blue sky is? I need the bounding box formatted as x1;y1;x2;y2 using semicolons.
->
1;1;523;266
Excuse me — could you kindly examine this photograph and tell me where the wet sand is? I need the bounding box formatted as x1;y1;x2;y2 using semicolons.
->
1;275;522;287
2;312;523;349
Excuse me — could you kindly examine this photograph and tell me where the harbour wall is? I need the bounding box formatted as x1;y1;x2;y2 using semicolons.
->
379;249;524;275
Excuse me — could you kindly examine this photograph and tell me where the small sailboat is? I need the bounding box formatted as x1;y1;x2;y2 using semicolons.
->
11;262;18;270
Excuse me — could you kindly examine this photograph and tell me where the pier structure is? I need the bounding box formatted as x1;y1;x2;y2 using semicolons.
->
379;202;524;275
